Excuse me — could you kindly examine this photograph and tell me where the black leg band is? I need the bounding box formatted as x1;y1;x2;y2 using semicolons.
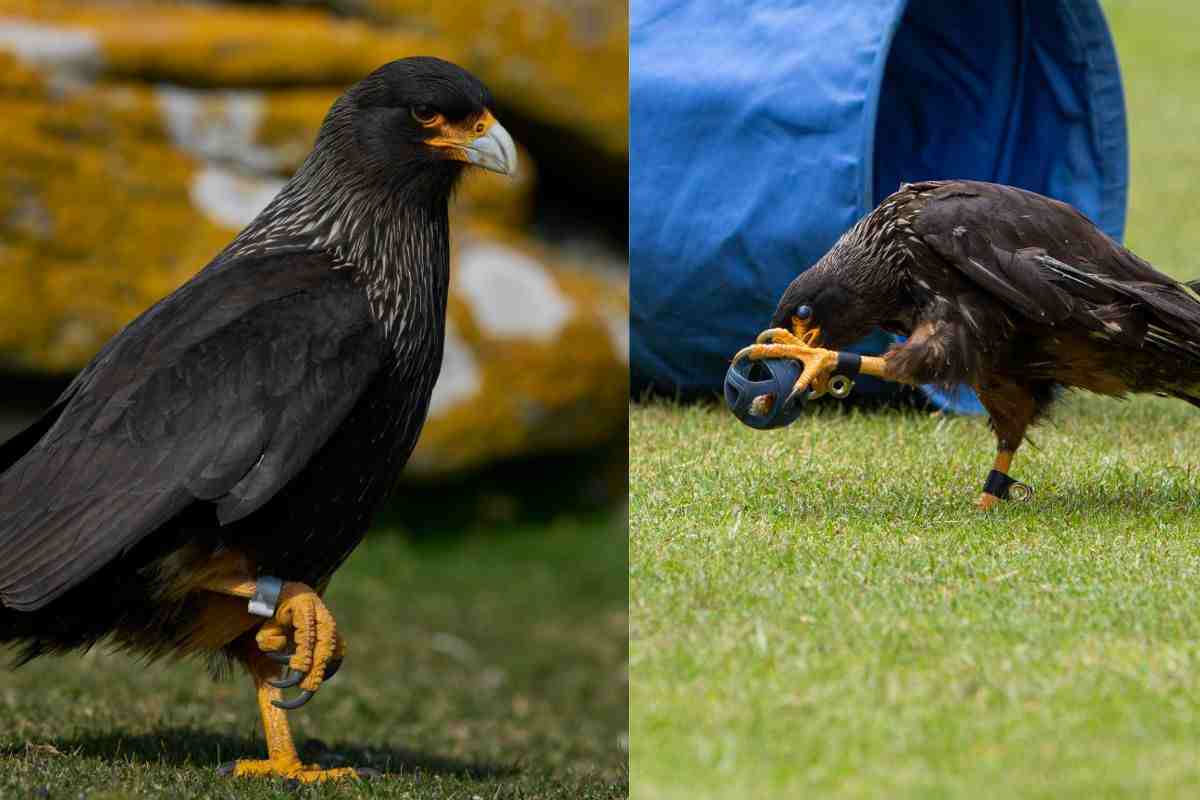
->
835;352;862;378
982;469;1033;502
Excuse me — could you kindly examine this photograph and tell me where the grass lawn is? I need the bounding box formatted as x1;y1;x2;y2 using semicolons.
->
630;1;1200;797
0;508;628;799
632;397;1200;798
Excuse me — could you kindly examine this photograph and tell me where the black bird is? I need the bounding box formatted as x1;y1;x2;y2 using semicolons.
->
0;57;516;781
735;180;1200;509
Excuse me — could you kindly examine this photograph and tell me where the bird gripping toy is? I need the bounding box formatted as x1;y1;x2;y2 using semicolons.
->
725;351;862;429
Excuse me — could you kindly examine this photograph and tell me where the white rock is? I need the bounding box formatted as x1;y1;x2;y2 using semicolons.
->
190;166;284;230
603;305;629;364
427;319;481;418
0;18;101;88
156;87;281;174
455;242;573;339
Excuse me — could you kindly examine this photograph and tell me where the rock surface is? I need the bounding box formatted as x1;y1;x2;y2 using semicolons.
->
0;2;627;476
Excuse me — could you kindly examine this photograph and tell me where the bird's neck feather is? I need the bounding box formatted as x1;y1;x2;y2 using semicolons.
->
221;126;461;347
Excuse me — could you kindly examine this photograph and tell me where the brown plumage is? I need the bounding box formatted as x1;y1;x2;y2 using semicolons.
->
762;180;1200;507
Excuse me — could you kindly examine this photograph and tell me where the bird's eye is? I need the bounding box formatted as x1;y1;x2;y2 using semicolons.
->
411;105;441;126
795;305;813;321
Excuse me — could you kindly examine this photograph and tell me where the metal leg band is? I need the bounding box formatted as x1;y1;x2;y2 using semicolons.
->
248;575;284;618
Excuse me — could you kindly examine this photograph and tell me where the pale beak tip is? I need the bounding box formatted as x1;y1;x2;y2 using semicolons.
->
468;119;518;177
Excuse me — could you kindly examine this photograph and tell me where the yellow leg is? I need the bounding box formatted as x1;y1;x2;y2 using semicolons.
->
222;650;362;782
975;450;1014;511
195;573;364;781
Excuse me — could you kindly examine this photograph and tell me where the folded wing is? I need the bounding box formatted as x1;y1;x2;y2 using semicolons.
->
0;251;383;611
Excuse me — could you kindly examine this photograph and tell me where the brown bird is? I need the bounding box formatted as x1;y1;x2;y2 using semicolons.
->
735;180;1200;509
0;57;516;781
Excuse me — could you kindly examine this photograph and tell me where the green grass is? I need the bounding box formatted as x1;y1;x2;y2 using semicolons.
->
0;510;628;799
631;397;1200;799
1104;0;1200;274
630;2;1200;796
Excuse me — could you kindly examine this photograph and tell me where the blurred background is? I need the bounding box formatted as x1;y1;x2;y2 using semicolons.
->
630;0;1125;412
0;2;628;797
0;0;628;494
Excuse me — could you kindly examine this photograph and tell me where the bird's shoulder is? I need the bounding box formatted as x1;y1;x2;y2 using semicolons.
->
63;249;375;403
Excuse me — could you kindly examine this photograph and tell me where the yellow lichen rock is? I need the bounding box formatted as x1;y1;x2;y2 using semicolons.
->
0;2;627;473
413;223;628;475
0;80;232;370
0;0;626;158
0;1;440;87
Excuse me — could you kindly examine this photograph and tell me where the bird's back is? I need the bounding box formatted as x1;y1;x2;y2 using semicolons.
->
902;180;1175;287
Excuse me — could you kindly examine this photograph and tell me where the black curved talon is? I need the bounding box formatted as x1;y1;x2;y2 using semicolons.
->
262;647;342;705
265;648;341;681
272;689;315;710
216;761;237;777
269;669;304;689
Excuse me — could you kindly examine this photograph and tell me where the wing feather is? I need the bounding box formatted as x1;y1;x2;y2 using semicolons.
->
912;181;1200;347
0;251;384;611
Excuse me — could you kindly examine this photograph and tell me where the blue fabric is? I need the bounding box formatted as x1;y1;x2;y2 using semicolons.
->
630;0;1128;414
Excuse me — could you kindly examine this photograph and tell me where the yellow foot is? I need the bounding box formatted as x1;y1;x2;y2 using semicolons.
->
733;341;840;401
254;582;342;708
975;492;1002;511
219;759;377;782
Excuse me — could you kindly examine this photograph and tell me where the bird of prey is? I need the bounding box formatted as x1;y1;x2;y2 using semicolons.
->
735;180;1200;510
0;57;516;781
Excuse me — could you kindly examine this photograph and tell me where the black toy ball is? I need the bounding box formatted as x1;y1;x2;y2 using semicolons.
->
724;357;806;429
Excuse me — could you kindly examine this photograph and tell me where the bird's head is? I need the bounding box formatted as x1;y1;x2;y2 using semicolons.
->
325;56;517;193
769;265;876;350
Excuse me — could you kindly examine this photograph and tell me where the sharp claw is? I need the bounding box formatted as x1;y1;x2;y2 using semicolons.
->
324;657;342;681
755;327;793;345
217;761;236;777
265;650;292;664
785;380;810;406
356;767;382;779
732;345;755;364
269;668;304;689
272;690;315;710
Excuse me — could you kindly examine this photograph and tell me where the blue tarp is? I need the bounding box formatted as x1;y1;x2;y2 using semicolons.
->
630;0;1128;412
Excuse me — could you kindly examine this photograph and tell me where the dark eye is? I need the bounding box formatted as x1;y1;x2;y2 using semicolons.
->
411;105;440;125
795;305;813;321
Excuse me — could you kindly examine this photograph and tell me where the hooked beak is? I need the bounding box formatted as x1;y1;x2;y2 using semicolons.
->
464;119;517;176
427;110;518;177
